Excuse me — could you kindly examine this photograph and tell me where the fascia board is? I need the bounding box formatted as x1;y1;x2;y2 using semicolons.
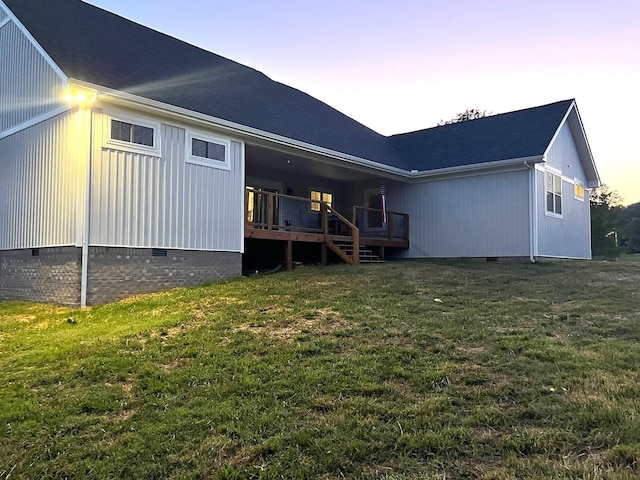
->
568;103;601;186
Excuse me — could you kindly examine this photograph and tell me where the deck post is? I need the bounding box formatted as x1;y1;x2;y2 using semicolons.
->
380;246;385;260
245;188;251;228
388;213;394;240
321;203;328;235
266;193;274;230
285;239;293;271
321;243;327;266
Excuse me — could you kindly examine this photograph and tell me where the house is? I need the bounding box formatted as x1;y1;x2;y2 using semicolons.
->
0;0;600;306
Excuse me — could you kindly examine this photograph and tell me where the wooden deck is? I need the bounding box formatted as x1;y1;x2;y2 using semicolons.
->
245;188;409;269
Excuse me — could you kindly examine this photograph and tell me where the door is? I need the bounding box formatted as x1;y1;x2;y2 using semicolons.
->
364;188;383;230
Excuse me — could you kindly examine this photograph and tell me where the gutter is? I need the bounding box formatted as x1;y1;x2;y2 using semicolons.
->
410;155;544;181
69;79;547;183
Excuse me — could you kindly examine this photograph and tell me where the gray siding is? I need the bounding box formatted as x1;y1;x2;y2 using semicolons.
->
536;123;591;258
0;6;7;22
90;113;243;252
390;170;530;258
0;111;87;250
0;19;66;132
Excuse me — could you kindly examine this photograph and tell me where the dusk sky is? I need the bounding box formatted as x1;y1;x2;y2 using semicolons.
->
87;0;640;205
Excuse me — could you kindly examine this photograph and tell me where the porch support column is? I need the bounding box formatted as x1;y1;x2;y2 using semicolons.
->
321;243;327;266
285;239;293;271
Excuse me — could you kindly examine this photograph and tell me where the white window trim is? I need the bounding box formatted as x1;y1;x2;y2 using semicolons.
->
574;178;585;202
545;169;563;219
104;111;161;156
185;130;231;170
309;186;333;213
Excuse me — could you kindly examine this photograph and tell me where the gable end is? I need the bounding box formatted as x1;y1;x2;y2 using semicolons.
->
0;0;68;134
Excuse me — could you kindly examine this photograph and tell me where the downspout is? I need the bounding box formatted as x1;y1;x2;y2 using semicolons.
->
525;161;536;263
80;108;94;307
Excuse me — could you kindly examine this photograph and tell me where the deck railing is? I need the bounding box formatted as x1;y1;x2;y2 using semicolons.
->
351;206;409;242
245;187;408;246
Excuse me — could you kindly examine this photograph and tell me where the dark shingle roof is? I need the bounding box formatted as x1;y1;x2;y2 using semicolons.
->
5;0;399;164
388;100;574;171
5;0;575;173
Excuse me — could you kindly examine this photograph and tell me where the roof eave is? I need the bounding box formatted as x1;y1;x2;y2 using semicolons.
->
69;78;413;181
409;155;545;180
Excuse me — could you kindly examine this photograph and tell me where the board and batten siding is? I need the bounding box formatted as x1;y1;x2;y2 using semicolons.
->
536;122;591;259
390;170;530;258
0;6;7;22
89;113;243;252
0;111;88;250
0;17;66;132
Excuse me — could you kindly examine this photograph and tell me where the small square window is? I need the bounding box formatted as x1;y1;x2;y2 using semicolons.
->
310;189;332;212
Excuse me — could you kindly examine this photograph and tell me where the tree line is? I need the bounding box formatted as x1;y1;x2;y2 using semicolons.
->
590;185;640;258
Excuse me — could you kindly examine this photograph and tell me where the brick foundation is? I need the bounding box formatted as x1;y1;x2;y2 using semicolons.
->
0;247;241;306
86;247;241;305
0;247;82;306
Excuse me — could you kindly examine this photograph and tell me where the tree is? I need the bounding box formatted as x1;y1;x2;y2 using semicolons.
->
590;185;623;258
626;217;640;253
438;108;489;126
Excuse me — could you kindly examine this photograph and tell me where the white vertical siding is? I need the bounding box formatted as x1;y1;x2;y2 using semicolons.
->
390;170;530;258
537;123;591;258
0;111;87;249
89;114;243;251
0;20;66;132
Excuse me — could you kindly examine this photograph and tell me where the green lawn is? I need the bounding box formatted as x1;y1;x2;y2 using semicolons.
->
1;260;639;479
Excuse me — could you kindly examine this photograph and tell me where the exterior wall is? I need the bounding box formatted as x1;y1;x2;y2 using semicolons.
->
0;111;88;250
0;6;6;21
0;17;66;132
89;111;244;252
86;247;241;305
536;122;591;258
389;170;530;258
0;247;82;306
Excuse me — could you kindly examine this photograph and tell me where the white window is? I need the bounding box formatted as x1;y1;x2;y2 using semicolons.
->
111;119;154;147
105;113;160;155
546;171;562;216
310;189;332;212
186;131;230;170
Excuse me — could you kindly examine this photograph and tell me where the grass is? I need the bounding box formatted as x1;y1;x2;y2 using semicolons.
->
1;259;639;479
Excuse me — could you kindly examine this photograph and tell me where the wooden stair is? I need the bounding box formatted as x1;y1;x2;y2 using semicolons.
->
332;240;384;264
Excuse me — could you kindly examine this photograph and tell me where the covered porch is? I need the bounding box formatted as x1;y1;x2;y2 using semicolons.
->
244;142;409;270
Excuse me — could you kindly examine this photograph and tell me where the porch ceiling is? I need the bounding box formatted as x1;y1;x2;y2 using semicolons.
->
245;143;385;182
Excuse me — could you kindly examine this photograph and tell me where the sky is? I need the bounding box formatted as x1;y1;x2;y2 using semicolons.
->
86;0;640;205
